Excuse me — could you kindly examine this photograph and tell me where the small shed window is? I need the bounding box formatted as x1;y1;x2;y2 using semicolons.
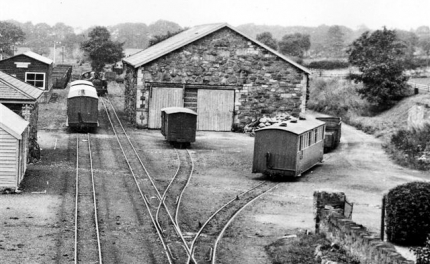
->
25;72;45;90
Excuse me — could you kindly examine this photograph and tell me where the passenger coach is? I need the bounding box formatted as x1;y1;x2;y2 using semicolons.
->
252;118;325;178
67;85;99;131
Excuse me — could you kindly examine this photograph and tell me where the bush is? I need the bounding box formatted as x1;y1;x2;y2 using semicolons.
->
305;60;349;70
386;181;430;245
307;78;371;121
411;235;430;264
388;124;430;170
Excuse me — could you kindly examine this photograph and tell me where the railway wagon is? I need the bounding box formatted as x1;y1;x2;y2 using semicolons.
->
161;107;197;147
316;116;341;152
67;85;99;131
80;71;108;95
252;118;325;178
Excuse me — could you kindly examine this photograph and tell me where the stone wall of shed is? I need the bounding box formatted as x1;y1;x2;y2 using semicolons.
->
129;28;308;129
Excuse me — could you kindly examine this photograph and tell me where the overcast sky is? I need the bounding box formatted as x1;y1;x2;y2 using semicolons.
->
1;0;429;31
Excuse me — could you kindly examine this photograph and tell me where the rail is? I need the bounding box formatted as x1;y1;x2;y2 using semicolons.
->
189;182;279;264
102;97;193;263
74;134;102;264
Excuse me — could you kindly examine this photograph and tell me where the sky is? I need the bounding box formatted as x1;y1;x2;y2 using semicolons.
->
1;0;429;31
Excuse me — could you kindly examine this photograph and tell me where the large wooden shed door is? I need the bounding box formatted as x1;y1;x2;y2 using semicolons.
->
197;89;234;131
148;88;183;129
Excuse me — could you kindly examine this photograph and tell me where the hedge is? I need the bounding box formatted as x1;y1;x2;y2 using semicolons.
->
386;181;430;246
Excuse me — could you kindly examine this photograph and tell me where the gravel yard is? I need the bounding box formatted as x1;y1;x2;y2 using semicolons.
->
1;83;428;263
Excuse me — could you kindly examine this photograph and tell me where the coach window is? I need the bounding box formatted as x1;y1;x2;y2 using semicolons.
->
25;72;45;90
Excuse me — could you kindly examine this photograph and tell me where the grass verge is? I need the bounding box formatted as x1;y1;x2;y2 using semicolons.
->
307;77;430;171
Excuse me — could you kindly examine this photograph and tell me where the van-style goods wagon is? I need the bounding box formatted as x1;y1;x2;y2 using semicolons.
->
252;118;325;178
0;103;29;193
67;85;99;131
161;107;197;146
316;116;341;152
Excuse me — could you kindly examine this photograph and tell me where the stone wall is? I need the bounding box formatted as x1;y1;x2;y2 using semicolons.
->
124;27;308;128
21;103;40;163
314;191;414;264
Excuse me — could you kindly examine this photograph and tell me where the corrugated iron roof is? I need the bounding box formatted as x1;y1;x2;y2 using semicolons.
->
0;71;44;101
0;103;29;139
23;51;53;65
123;23;311;74
256;118;325;135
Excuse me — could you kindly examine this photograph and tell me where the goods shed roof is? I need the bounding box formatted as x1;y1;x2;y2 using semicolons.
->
123;23;311;74
0;103;29;139
0;71;44;102
256;118;325;135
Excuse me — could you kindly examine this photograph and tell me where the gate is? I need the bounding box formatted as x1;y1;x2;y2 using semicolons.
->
148;87;183;129
197;89;234;131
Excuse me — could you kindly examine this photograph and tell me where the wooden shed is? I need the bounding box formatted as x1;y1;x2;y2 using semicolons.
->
0;103;29;192
161;107;197;144
0;51;54;102
252;118;325;178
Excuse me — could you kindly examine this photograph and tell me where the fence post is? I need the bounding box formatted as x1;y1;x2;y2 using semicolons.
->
381;194;386;241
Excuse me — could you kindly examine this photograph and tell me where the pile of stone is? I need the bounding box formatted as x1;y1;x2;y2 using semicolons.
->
243;113;293;136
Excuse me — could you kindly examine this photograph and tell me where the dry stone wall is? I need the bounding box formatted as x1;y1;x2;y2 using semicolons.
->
21;103;40;162
124;28;308;129
314;191;414;264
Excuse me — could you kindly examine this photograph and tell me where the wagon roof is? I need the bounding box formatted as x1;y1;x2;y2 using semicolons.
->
67;85;98;99
0;70;44;102
161;107;197;115
70;80;94;87
122;23;311;74
256;118;325;135
0;103;29;139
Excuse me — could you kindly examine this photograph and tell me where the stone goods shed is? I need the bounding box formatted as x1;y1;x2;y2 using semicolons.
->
0;51;54;103
0;103;29;192
122;23;311;131
0;70;43;162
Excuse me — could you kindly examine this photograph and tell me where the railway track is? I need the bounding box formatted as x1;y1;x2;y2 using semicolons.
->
101;97;191;263
74;134;102;264
156;148;195;235
189;181;279;264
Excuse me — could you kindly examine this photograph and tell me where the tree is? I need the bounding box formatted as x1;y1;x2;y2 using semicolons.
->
148;29;185;47
256;32;277;50
0;21;25;56
80;26;124;72
326;25;345;57
419;36;430;67
396;30;418;69
278;33;310;58
348;27;410;107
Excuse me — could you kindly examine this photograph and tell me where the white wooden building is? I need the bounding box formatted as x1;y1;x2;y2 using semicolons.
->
0;103;29;193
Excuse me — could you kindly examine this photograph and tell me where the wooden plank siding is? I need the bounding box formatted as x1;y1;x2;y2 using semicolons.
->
0;128;18;187
197;89;234;131
148;88;184;129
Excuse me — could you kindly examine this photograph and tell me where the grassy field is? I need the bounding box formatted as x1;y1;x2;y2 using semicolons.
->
409;77;430;85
